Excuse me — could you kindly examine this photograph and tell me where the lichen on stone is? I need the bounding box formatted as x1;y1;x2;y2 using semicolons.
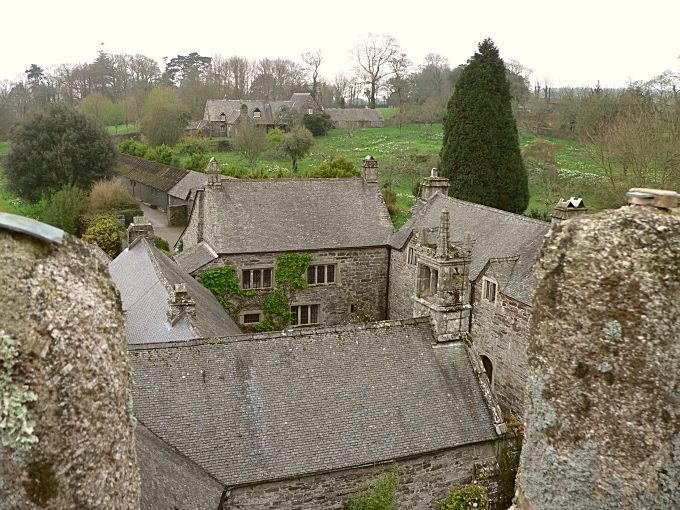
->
0;329;38;451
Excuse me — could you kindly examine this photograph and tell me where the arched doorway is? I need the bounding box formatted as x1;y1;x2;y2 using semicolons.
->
480;355;493;384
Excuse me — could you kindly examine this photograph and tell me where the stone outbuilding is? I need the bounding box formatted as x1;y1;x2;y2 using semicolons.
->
325;107;385;128
130;318;504;510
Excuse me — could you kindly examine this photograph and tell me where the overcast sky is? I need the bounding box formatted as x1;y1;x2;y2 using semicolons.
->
2;0;678;88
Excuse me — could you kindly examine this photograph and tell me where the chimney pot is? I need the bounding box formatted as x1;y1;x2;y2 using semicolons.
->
127;216;154;246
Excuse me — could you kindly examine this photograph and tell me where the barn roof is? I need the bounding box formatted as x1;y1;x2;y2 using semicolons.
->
117;154;188;193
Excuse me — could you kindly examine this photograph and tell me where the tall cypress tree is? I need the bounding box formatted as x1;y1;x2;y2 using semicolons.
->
440;39;529;213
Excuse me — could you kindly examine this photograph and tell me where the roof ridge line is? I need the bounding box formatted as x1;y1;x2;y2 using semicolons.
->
128;317;432;351
438;195;549;226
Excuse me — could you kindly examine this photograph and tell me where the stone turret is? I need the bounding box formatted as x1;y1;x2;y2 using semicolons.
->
412;209;472;342
361;155;379;183
420;168;450;201
206;157;222;187
127;216;154;246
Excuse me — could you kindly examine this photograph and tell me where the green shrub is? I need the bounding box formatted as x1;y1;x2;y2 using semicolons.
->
40;185;89;235
264;128;285;158
437;483;489;510
184;152;209;172
345;469;398;510
303;156;359;178
303;112;334;136
176;136;212;155
381;182;399;216
89;178;137;215
118;139;149;157
82;215;122;258
216;139;232;151
153;236;170;252
144;144;180;166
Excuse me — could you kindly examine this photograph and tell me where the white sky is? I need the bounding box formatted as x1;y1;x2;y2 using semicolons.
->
2;0;679;88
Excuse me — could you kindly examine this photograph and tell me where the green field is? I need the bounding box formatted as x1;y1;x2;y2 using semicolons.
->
1;121;609;225
106;123;139;135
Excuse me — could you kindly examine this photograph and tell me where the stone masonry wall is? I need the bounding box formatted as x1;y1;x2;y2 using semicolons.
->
198;247;389;327
471;278;531;419
388;247;416;319
167;195;188;227
225;441;498;510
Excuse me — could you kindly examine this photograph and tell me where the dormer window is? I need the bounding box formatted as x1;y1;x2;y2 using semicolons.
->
482;277;497;303
219;112;226;122
307;108;314;115
253;108;261;119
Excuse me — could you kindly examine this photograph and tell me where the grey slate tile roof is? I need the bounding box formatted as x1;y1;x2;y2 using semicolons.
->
192;178;394;254
326;108;385;124
391;194;549;305
117;154;189;192
136;423;223;510
129;318;497;486
204;93;316;125
108;238;240;344
168;170;209;200
174;241;219;274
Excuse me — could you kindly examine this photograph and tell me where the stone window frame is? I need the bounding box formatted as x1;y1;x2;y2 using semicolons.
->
306;263;337;286
406;246;417;265
241;266;274;290
482;277;498;303
240;310;263;325
290;303;321;327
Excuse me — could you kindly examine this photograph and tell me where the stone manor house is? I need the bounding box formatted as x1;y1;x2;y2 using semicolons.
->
109;156;565;509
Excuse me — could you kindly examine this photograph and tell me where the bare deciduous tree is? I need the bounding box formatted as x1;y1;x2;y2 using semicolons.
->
351;33;400;109
301;50;323;101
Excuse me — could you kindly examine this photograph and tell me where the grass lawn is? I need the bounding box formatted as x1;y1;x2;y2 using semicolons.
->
377;107;399;119
0;142;47;217
106;123;139;135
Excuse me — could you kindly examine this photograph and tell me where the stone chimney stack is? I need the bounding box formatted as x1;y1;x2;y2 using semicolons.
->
206;157;222;187
240;103;248;117
420;168;450;201
551;197;587;223
361;155;379;183
166;283;196;325
127;216;154;246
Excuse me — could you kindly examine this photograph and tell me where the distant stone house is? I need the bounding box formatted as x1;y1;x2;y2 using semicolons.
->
116;154;208;226
174;157;394;328
203;92;323;137
325;107;385;128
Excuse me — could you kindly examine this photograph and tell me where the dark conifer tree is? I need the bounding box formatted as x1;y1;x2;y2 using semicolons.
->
440;39;529;213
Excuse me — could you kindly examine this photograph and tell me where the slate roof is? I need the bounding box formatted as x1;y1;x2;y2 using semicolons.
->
186;178;394;254
204;93;317;125
136;423;223;510
129;318;498;486
117;154;188;192
174;241;219;274
108;238;240;344
391;194;549;305
168;170;209;200
326;108;385;124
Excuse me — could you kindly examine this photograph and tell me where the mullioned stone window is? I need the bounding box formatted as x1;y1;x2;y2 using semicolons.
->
242;268;273;289
482;277;497;303
291;304;320;326
307;264;336;285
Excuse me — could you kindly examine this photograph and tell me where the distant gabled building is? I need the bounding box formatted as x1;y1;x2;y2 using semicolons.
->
325;107;385;128
203;92;323;137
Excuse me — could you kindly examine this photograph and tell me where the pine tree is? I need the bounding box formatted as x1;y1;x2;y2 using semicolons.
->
440;39;529;214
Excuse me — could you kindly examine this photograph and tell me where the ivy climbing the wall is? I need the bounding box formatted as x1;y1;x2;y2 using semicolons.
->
198;266;254;314
255;253;312;331
199;254;311;332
